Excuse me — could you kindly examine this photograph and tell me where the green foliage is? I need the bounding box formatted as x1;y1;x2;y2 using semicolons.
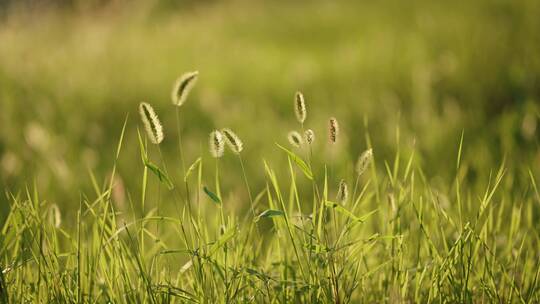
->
0;1;540;302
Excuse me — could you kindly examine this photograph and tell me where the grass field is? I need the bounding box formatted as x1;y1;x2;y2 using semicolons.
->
1;0;540;302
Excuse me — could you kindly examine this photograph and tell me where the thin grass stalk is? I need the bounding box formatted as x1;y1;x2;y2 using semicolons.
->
175;108;187;176
237;154;266;265
215;158;226;228
214;156;230;297
302;128;322;287
152;140;199;290
267;166;309;284
327;130;342;302
76;200;82;302
155;146;166;280
175;108;198;240
238;155;256;219
287;157;315;279
86;120;128;299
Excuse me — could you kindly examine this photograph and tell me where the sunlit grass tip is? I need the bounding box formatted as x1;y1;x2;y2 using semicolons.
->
356;148;373;176
209;130;225;158
171;71;199;106
304;129;315;145
328;117;339;144
294;91;306;124
337;179;349;204
221;128;243;154
139;102;164;144
287;131;303;148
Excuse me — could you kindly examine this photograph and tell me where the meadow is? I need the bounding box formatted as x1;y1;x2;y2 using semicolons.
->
0;0;540;302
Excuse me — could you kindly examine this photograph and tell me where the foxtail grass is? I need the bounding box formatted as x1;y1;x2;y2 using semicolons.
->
2;75;539;304
139;102;164;145
287;131;303;148
294;91;307;124
171;71;199;107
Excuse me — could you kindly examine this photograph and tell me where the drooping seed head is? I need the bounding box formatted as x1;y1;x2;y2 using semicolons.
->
294;91;306;124
328;117;339;144
221;128;243;154
287;131;303;148
337;179;349;204
209;130;225;158
356;148;373;176
304;129;315;145
139;102;164;144
171;71;199;106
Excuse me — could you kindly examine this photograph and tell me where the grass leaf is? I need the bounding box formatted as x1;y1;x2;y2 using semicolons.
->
203;186;221;204
325;200;377;224
257;209;284;221
145;160;174;190
184;157;202;182
276;143;313;180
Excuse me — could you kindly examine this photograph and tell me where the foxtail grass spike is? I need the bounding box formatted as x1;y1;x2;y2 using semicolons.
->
304;129;315;145
222;128;244;154
139;102;164;144
337;179;349;204
209;130;225;158
294;91;306;124
50;204;61;228
288;131;303;148
171;71;199;106
356;148;373;176
329;117;339;144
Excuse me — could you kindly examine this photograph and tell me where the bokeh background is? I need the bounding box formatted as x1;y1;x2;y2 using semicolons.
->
1;0;539;220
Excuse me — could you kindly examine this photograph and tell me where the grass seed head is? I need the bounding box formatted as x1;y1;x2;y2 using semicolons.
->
328;117;339;144
49;204;61;228
287;131;303;148
304;129;315;145
337;179;349;204
294;91;307;124
139;102;164;144
171;71;199;106
356;148;373;176
222;128;244;154
209;130;225;158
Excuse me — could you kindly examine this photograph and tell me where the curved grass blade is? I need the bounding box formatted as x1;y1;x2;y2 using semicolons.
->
184;157;202;182
276;143;313;180
325;200;377;224
203;186;221;204
256;209;285;222
145;160;174;190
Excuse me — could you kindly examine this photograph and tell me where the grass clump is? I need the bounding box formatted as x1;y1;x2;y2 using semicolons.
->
1;73;540;304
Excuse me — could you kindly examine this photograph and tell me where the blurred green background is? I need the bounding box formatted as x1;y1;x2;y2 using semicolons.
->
1;0;539;219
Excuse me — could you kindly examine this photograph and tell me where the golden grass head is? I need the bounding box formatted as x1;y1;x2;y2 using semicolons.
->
304;129;315;145
337;179;349;204
328;117;339;144
287;131;303;148
171;71;199;106
139;102;164;144
221;128;243;154
356;148;373;176
209;130;225;158
294;91;306;124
